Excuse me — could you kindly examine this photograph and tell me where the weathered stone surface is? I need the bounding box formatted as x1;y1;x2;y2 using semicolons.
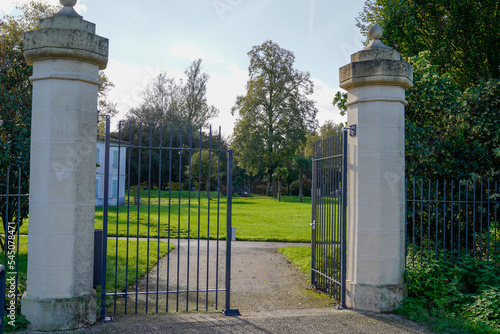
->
346;282;406;313
22;4;107;331
24;16;108;68
340;27;412;313
21;292;96;331
340;59;413;90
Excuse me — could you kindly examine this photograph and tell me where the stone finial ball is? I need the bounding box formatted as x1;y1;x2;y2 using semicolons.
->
60;0;77;7
368;25;383;40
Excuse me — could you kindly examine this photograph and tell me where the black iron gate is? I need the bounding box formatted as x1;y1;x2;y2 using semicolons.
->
98;118;238;317
311;128;349;308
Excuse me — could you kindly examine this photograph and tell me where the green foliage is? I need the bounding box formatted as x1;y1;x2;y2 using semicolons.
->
356;0;500;88
356;1;500;181
464;286;500;329
3;310;30;333
231;40;318;188
97;71;118;135
303;120;343;158
332;91;347;117
123;59;218;128
291;156;312;201
404;52;500;180
186;151;221;190
0;1;117;248
272;166;289;201
397;254;500;333
289;179;311;197
183;59;219;128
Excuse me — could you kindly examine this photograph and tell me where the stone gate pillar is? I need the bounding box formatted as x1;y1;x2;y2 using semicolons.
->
21;0;108;330
339;26;412;312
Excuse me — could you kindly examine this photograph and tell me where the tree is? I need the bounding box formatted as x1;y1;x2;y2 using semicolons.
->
342;2;500;181
183;59;219;128
120;59;220;187
356;0;500;88
405;61;500;180
292;156;312;202
273;166;289;202
0;1;61;249
97;71;118;135
302;120;343;158
231;40;318;196
186;151;220;199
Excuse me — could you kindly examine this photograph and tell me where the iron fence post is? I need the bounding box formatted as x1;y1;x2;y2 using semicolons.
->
100;116;111;320
222;150;240;316
311;157;317;285
0;264;5;334
339;128;348;309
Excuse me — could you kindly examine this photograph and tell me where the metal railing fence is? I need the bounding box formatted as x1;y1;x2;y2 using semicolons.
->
0;167;29;331
406;178;499;265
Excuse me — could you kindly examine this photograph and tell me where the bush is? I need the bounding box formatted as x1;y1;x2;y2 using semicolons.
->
464;286;500;329
289;179;311;197
396;254;500;333
256;185;267;194
163;182;180;191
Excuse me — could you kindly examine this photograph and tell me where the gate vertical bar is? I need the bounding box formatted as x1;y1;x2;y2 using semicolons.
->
339;128;348;309
223;150;239;316
311;146;317;285
100;116;111;320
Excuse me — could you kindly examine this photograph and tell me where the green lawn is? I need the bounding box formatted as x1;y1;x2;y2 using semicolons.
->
0;236;173;295
93;193;315;243
18;193;317;242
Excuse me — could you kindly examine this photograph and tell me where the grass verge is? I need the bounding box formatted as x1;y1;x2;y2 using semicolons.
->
279;246;311;275
0;236;173;331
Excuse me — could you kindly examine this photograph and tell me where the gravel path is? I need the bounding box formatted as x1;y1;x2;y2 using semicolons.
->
24;240;430;333
126;240;330;313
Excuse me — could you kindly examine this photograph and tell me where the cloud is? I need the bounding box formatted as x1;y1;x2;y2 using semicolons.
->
311;78;346;127
74;2;87;15
104;61;345;137
0;3;15;16
207;64;248;136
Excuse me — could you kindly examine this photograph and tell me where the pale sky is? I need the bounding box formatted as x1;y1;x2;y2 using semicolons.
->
1;0;367;136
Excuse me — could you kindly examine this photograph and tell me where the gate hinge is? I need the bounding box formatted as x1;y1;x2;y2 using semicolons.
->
310;220;316;230
348;124;356;137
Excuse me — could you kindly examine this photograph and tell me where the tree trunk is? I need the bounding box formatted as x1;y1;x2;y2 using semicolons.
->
299;170;303;202
267;171;273;196
278;178;282;202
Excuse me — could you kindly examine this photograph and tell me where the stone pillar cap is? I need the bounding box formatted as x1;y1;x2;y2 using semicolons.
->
339;25;413;90
55;0;81;18
364;25;389;50
24;0;108;69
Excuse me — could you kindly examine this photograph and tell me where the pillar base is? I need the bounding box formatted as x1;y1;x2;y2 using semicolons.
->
21;291;96;331
346;281;406;312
